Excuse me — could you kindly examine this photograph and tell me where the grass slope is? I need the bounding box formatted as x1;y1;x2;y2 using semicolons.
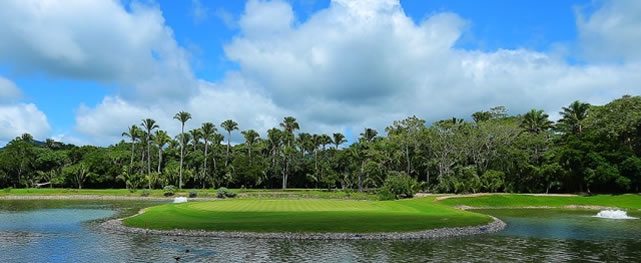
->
439;194;641;209
123;198;492;233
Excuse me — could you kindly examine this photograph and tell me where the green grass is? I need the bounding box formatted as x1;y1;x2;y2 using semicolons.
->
123;198;492;233
439;194;641;209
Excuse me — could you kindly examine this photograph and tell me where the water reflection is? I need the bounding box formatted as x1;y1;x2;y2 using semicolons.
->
1;201;640;262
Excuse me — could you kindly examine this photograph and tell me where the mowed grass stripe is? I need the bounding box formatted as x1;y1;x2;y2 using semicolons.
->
124;198;492;233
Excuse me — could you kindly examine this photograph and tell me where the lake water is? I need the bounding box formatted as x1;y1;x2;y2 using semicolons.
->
1;200;640;262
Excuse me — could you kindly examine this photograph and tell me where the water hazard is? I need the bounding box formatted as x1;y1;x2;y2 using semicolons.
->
1;201;640;262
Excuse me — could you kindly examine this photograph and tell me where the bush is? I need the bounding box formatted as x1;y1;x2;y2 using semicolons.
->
189;191;198;198
216;187;237;199
140;189;151;197
163;185;176;197
2;187;11;193
378;171;419;200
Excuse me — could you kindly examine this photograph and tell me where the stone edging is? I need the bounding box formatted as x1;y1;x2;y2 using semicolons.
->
99;216;506;240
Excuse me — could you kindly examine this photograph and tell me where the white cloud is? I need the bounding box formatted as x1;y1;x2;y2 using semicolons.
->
0;0;196;101
577;0;641;62
0;76;50;142
74;76;285;145
0;103;51;141
3;0;640;145
222;0;640;131
0;77;21;102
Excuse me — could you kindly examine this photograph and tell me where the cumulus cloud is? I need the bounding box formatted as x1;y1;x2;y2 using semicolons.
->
223;0;640;130
577;0;641;62
0;77;50;142
3;0;640;145
0;0;196;101
0;77;21;102
75;75;285;145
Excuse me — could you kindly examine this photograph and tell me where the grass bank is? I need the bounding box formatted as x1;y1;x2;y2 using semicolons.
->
438;194;641;209
123;198;492;233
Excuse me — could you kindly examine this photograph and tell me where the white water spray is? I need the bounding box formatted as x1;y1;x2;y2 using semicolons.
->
173;197;188;203
593;209;637;219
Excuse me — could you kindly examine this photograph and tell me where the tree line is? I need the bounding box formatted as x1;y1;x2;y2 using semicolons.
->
1;95;640;194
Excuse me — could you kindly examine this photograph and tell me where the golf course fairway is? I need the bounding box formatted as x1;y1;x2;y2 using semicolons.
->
123;198;492;233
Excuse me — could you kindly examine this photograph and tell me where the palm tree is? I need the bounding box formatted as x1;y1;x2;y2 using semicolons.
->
360;128;378;143
201;122;216;187
154;130;171;174
320;134;332;151
241;129;260;163
189;128;202;152
280;116;300;145
521;109;553;134
332;133;347;149
279;116;300;189
122;125;142;173
559;100;590;134
174;111;192;189
221;119;239;166
141;118;159;175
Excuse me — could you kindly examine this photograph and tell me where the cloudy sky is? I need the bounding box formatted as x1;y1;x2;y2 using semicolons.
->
0;0;639;145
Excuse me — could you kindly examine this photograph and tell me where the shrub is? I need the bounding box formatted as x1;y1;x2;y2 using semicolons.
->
480;170;505;193
2;187;11;193
378;171;419;200
216;187;237;199
189;191;198;198
140;189;151;197
163;185;176;197
377;188;397;201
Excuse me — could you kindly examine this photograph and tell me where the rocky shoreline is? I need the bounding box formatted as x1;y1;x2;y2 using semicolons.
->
99;216;506;240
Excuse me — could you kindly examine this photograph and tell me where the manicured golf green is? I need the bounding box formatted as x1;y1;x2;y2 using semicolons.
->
123;198;493;233
439;194;641;209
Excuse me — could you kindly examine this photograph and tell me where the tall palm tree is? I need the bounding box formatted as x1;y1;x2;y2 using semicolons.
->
241;129;260;163
320;134;332;151
174;111;191;189
279;117;300;189
201;122;216;186
153;130;171;174
189;128;202;152
280;116;300;145
332;133;347;149
221;119;239;166
521;109;553;134
140;118;159;175
122;125;142;173
356;128;378;192
559;100;590;134
360;128;378;143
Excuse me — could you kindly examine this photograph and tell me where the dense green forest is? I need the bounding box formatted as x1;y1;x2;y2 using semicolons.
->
1;95;640;193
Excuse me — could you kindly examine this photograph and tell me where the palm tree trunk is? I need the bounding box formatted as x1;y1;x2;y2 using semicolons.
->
203;140;208;188
179;124;184;189
157;148;163;174
129;140;135;173
147;138;151;175
226;131;231;166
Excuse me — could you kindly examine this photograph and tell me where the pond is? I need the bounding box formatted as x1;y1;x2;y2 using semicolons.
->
1;201;640;262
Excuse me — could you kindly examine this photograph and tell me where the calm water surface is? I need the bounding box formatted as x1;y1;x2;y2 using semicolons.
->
1;200;640;262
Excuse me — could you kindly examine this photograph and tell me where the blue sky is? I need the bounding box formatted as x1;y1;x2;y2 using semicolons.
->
0;0;639;145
